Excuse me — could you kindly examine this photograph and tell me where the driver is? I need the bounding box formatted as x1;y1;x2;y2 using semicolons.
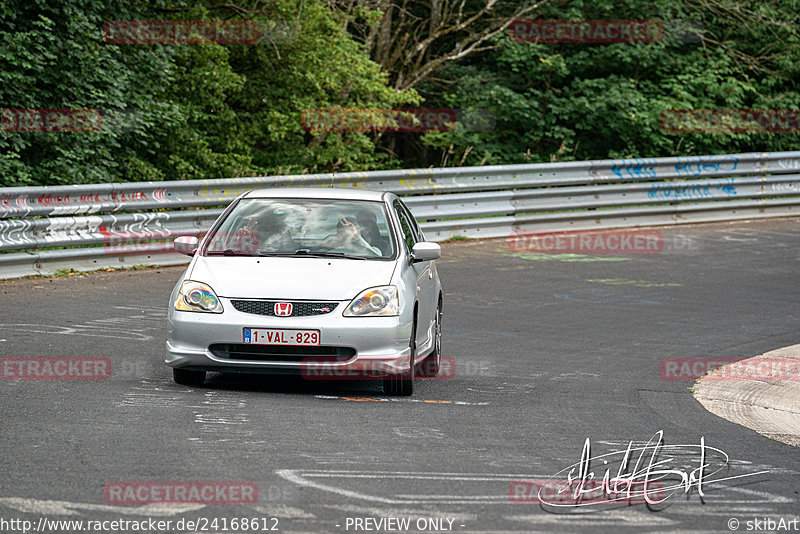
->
236;212;297;253
256;212;297;252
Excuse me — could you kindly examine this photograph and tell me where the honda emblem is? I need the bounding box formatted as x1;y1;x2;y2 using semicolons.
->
274;302;293;316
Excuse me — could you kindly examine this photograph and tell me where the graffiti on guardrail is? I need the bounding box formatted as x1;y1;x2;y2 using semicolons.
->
196;187;251;199
770;181;800;192
0;189;171;218
611;155;741;181
648;183;712;200
674;155;738;177
777;158;800;170
36;191;152;207
647;177;737;200
610;159;658;180
100;225;175;254
2;151;799;277
0;212;211;252
97;217;214;255
0;193;23;213
0;152;794;222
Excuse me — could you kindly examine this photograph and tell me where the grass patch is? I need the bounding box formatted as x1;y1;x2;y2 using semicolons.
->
26;264;159;279
442;235;469;242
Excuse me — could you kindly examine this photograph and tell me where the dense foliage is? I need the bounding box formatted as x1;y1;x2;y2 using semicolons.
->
1;0;798;186
419;0;800;165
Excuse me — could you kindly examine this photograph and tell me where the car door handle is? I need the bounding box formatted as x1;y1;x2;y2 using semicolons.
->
428;270;433;279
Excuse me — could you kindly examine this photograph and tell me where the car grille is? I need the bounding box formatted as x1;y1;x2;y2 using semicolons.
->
210;343;356;362
230;299;339;317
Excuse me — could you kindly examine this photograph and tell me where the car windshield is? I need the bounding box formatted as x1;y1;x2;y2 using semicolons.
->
204;198;395;260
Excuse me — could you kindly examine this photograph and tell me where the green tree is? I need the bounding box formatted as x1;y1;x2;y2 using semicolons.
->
0;0;416;186
418;0;800;165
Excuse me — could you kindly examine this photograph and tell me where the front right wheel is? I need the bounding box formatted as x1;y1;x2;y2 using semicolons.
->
173;368;206;386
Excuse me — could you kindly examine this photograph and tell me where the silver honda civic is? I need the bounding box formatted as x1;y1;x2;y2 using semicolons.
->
166;188;443;396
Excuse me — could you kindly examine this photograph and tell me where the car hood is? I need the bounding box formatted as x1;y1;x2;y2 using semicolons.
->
188;256;396;300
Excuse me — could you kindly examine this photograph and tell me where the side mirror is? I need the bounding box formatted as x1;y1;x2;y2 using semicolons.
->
411;242;441;262
174;236;199;256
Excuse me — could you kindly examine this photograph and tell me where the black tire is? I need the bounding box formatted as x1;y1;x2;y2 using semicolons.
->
173;368;206;386
417;300;442;377
384;320;415;396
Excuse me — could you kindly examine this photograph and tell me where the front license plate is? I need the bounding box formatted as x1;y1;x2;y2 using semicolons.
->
243;328;320;346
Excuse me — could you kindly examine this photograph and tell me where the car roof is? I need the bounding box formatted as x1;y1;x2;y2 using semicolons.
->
243;187;389;201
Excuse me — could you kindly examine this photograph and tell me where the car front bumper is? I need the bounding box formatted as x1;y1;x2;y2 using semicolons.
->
165;299;413;377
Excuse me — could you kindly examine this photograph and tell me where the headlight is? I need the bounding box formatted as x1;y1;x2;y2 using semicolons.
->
344;286;399;317
174;281;224;313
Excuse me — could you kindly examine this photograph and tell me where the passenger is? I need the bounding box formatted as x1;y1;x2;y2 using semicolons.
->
355;210;388;255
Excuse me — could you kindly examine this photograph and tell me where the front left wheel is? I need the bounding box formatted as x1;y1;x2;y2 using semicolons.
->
384;320;416;396
417;300;442;377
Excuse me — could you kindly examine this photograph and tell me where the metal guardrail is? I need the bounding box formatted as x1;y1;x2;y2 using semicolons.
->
1;151;799;278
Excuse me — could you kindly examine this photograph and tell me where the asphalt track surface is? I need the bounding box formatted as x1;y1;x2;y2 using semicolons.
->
1;218;799;534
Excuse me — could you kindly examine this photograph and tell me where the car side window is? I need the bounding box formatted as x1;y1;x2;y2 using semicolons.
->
398;200;424;242
393;201;416;253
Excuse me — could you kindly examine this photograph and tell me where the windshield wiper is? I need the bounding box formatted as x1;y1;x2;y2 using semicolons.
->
206;249;253;256
256;249;367;260
255;251;306;257
299;251;368;260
